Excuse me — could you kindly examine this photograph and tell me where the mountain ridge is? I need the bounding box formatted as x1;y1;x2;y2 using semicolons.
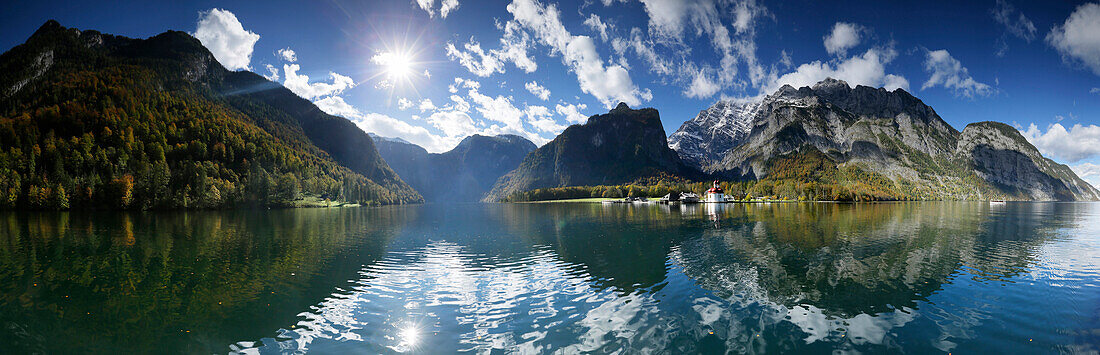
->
669;78;1098;201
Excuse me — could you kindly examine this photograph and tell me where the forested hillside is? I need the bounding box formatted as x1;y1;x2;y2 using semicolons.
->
0;21;421;209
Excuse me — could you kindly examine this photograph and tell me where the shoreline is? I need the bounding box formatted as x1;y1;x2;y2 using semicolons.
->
512;198;1047;204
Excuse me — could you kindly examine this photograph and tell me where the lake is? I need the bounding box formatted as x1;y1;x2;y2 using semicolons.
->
0;202;1098;353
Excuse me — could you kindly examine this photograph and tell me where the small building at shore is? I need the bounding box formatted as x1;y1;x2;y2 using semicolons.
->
705;181;725;203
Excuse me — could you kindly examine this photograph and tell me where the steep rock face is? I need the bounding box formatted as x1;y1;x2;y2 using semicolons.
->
957;122;1100;200
712;79;959;180
671;78;1097;201
374;134;536;201
668;100;759;167
485;103;699;201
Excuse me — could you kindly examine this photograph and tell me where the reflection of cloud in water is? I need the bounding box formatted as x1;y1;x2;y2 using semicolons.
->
234;241;643;353
671;246;917;349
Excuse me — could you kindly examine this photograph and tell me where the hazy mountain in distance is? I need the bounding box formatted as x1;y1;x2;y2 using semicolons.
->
372;134;536;202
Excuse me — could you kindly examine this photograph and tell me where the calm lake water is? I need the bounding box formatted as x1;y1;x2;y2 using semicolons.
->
1;202;1098;354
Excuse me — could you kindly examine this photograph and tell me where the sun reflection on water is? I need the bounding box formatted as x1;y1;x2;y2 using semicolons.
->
397;324;420;351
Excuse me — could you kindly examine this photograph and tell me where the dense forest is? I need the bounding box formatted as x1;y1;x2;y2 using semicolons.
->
0;21;421;209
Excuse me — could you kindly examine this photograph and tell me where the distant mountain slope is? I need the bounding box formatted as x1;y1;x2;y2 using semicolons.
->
484;103;700;201
373;134;536;201
669;78;1098;201
0;20;421;209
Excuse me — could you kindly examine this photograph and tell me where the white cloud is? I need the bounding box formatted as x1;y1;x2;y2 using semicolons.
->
584;14;610;42
525;81;551;100
1092;87;1100;95
992;0;1037;42
277;47;297;62
446;41;503;77
314;96;456;152
768;47;908;93
445;21;537;77
921;49;993;98
452;77;481;91
507;0;651;108
192;8;260;71
639;0;690;40
444;41;501;78
397;98;414;110
418;98;437;112
282;64;356;100
823;22;863;57
415;0;460;19
623;0;771;99
685;68;721;98
468;90;524;132
263;64;279;81
425;110;478;137
448;95;471;112
525;105;566;132
555;103;589;123
1047;3;1100;75
1070;162;1100;188
1020;123;1100;163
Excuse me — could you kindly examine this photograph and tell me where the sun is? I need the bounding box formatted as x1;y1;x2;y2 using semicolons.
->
371;50;417;83
385;52;414;79
366;29;434;99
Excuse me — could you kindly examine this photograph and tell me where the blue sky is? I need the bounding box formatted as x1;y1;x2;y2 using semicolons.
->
3;0;1100;184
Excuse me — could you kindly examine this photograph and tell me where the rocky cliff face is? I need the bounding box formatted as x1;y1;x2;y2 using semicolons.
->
956;122;1100;201
670;78;1098;201
374;134;536;202
484;103;699;201
668;100;759;167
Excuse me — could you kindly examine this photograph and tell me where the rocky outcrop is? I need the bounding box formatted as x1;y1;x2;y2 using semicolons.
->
484;103;699;201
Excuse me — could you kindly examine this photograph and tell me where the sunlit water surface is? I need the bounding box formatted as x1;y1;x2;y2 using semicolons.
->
1;202;1098;353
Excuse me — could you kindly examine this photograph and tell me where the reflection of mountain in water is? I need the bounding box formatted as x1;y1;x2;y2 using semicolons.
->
0;209;407;353
669;202;1085;351
484;202;1087;352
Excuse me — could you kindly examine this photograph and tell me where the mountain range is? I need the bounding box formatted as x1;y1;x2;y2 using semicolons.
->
1;21;1094;208
669;78;1099;201
0;20;421;209
372;133;535;201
